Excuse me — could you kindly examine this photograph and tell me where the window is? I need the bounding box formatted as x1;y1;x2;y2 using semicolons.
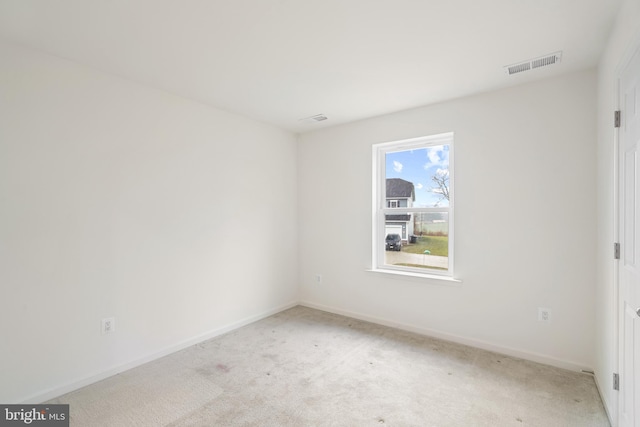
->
372;133;454;277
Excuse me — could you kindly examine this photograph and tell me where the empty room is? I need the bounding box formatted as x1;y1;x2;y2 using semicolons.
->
1;0;639;426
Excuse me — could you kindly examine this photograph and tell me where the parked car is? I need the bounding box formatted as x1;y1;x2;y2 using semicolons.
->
385;234;402;251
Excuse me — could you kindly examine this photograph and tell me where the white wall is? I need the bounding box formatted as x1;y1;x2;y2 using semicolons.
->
595;0;640;423
0;40;299;403
298;69;597;371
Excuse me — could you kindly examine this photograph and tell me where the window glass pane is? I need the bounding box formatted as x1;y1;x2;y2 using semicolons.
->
385;145;450;207
384;212;449;270
375;133;453;276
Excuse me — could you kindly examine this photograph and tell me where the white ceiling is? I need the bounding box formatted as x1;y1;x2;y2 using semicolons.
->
0;0;622;133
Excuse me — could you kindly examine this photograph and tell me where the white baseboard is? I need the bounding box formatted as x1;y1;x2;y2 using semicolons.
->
299;300;593;373
24;301;298;404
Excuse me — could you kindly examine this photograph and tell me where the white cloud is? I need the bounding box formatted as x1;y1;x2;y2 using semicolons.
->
393;160;403;173
424;145;449;169
435;168;449;178
427;148;441;164
415;183;423;189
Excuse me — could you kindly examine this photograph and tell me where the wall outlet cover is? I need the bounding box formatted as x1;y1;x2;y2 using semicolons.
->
102;317;115;335
538;308;551;323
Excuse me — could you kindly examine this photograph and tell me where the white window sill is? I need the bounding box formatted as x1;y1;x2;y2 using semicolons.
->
367;268;462;285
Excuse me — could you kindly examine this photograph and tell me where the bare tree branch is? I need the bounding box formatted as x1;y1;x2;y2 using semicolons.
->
430;169;449;205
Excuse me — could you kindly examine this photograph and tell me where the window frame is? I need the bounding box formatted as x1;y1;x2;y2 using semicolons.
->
372;132;455;278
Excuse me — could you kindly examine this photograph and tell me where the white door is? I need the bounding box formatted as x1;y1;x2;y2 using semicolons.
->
619;43;640;427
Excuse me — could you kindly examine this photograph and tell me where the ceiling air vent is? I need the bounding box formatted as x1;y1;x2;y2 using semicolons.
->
504;51;562;75
299;114;328;124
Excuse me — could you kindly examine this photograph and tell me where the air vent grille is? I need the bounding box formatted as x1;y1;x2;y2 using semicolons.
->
532;54;558;69
505;51;562;75
508;63;531;75
299;114;328;123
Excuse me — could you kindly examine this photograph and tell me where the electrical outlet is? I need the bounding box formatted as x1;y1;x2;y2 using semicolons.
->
315;274;322;284
538;308;551;323
102;317;115;335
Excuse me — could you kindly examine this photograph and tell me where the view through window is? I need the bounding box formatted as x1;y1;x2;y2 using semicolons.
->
373;133;453;275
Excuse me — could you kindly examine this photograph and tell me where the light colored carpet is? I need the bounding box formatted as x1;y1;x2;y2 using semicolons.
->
49;306;610;426
47;354;223;426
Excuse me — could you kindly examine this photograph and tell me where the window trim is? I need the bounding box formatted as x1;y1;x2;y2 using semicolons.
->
372;132;455;278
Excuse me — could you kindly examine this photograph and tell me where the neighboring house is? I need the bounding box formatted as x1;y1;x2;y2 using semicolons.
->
385;178;415;242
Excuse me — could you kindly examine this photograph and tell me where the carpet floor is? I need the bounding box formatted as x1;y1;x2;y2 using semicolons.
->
48;306;610;426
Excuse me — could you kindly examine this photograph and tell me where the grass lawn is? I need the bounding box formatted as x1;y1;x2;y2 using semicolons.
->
402;235;448;257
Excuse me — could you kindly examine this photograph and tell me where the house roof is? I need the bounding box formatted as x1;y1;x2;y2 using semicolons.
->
386;178;415;201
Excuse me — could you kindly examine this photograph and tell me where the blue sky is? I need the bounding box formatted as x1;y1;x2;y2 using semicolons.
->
385;145;449;207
